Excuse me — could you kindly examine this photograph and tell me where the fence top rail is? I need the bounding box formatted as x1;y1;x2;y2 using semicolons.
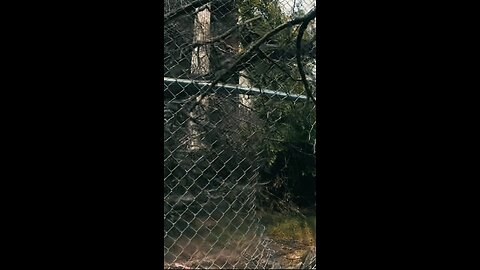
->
164;77;312;102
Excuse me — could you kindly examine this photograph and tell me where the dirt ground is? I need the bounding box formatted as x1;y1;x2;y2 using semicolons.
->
164;210;316;269
164;239;315;269
268;239;315;269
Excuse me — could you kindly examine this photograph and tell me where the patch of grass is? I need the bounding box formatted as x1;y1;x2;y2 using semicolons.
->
260;211;316;245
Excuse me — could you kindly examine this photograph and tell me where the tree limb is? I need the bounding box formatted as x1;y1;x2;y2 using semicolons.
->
296;10;316;103
256;48;302;82
188;7;317;112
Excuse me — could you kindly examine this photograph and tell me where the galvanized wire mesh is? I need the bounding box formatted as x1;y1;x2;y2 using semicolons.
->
164;0;316;269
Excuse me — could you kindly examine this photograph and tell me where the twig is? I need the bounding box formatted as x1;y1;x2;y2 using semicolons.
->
296;9;316;103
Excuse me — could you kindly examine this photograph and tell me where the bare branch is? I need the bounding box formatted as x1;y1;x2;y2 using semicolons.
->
296;9;316;103
218;8;317;83
256;48;302;82
189;8;317;112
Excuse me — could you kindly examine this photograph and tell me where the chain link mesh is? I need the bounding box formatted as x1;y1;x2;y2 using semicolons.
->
164;1;316;268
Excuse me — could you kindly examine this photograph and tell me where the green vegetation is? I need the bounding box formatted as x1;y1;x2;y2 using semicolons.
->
236;0;316;211
261;211;316;245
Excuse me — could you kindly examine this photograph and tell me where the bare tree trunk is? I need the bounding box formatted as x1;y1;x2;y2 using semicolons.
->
191;5;211;76
188;4;211;151
239;70;253;109
237;15;253;111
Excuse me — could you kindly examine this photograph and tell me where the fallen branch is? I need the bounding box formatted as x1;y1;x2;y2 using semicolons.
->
256;48;302;82
188;7;317;112
295;9;316;103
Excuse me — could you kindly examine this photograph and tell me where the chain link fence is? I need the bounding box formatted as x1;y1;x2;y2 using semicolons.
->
164;0;316;268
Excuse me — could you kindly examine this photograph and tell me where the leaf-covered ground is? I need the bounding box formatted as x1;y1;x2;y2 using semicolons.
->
261;209;316;269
